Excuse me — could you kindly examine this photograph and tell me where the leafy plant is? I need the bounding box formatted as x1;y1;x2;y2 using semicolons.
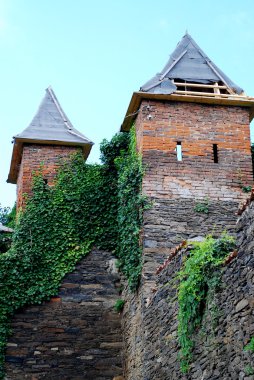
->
177;234;236;373
100;132;130;167
194;198;210;214
115;127;146;290
251;144;254;179
244;337;254;352
114;299;125;312
245;365;254;375
242;185;252;193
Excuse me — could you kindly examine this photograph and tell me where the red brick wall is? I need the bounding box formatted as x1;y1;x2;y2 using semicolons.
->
136;100;253;201
17;144;81;209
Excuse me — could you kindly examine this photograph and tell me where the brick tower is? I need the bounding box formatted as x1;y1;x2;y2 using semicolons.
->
7;87;93;209
120;34;254;379
122;33;254;202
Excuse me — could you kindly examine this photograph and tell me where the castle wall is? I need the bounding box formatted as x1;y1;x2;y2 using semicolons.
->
5;250;123;380
122;199;239;380
17;144;81;209
136;100;252;201
122;99;253;379
123;199;254;380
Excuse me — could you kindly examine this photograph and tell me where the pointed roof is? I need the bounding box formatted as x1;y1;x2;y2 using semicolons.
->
141;33;243;95
16;87;93;145
7;87;93;184
121;33;254;131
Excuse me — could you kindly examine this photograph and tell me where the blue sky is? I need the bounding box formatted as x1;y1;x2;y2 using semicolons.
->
1;0;254;207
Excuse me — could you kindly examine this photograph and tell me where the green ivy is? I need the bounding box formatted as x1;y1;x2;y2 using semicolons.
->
114;299;125;313
115;127;146;290
242;185;252;193
0;127;144;378
244;337;254;352
177;234;236;373
194;197;210;214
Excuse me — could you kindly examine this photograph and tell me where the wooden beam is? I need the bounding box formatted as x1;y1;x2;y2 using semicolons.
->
174;90;249;99
214;82;220;94
206;60;234;95
174;82;228;90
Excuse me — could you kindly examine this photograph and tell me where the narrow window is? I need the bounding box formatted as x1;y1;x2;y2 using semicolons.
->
213;144;218;163
176;142;182;161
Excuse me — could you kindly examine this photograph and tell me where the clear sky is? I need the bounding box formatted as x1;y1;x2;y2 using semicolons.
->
1;0;254;207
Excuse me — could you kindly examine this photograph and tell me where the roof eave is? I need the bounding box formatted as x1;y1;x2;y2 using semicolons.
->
7;138;94;184
121;92;254;132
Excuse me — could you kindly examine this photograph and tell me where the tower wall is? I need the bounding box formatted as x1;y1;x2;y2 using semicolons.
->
17;144;81;209
136;100;252;201
122;99;254;379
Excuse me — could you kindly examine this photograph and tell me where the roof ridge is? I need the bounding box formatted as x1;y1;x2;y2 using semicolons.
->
46;86;93;143
181;35;234;92
46;86;73;130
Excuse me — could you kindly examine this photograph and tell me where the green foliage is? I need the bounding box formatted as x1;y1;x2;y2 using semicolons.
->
242;185;252;193
251;144;254;179
177;234;236;373
100;132;130;167
245;365;254;376
0;175;92;378
244;337;254;352
0;127;145;377
114;299;125;312
115;127;146;291
194;198;210;214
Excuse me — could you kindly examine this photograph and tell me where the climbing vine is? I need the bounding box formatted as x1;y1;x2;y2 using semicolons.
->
0;127;144;378
177;234;236;373
115;127;146;290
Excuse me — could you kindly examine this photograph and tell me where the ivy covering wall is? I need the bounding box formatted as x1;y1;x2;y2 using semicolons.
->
0;127;144;379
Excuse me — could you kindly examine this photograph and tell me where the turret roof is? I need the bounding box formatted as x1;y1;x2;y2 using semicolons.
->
15;86;93;145
7;87;93;184
141;33;243;95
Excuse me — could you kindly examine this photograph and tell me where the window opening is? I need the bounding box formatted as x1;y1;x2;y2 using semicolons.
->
176;142;182;161
213;144;218;163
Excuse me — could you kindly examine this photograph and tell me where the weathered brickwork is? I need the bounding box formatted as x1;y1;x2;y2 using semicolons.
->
17;144;81;209
5;250;123;380
136;100;253;201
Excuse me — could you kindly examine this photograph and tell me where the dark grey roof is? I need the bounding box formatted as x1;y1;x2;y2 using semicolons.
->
141;33;243;95
15;87;93;145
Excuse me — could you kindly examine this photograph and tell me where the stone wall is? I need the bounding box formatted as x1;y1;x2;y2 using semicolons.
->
122;197;240;380
17;144;81;209
135;100;252;201
122;198;254;380
5;250;123;380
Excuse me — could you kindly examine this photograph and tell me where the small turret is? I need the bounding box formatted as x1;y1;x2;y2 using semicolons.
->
7;87;93;208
